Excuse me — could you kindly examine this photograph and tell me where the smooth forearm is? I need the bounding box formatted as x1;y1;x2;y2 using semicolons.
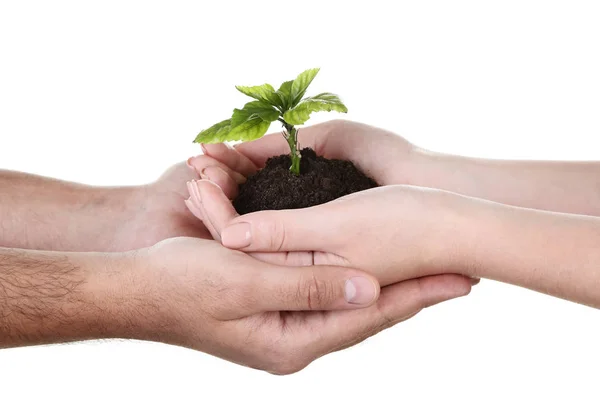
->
0;170;143;251
455;198;600;307
408;148;600;216
0;247;157;348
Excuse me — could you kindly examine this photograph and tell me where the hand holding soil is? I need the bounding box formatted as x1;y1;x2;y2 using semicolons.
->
189;121;600;309
4;70;600;376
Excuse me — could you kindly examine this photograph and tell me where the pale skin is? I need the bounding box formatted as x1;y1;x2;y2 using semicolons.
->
0;154;473;374
0;163;211;251
189;120;600;308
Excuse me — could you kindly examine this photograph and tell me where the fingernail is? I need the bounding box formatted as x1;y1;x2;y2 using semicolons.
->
186;157;196;171
200;144;208;155
221;222;252;248
345;277;377;305
470;277;481;286
199;169;210;180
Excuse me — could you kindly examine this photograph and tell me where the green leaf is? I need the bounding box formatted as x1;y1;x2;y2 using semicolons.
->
283;93;348;125
235;83;281;108
229;114;272;141
228;101;277;141
290;68;320;107
194;119;233;143
275;80;293;110
233;101;280;126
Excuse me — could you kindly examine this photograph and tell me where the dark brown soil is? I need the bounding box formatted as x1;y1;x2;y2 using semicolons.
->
233;148;378;214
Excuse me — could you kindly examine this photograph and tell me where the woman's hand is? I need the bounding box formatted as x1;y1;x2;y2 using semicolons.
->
186;180;476;286
190;178;600;309
189;119;600;217
187;120;416;200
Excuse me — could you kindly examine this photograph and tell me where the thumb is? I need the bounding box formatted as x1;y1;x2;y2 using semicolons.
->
220;207;343;252
253;264;380;312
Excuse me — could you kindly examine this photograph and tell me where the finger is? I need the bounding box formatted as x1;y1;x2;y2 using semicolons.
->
250;251;315;267
219;206;343;253
194;180;239;238
187;179;221;240
201;166;239;199
187;154;247;185
195;180;321;265
184;196;204;222
201;143;258;177
313;274;472;354
252;264;380;312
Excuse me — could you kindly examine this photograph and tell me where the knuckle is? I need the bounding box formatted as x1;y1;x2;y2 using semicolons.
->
298;272;337;310
259;216;287;252
374;301;397;331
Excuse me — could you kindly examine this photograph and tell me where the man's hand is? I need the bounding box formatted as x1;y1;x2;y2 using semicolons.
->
0;160;212;252
119;160;213;249
138;238;470;373
0;240;472;374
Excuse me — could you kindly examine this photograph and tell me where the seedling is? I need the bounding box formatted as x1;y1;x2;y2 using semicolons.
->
194;68;347;175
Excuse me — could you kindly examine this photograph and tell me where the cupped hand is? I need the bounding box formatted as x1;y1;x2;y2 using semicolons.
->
135;237;471;374
117;160;216;250
186;120;417;200
186;180;475;286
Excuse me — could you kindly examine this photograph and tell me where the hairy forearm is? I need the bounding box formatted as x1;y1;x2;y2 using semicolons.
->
409;149;600;216
0;170;142;251
456;198;600;307
0;246;156;348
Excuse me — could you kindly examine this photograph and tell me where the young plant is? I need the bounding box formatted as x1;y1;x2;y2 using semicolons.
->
194;68;347;175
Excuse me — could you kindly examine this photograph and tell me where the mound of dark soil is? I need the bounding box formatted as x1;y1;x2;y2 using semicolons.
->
233;148;378;214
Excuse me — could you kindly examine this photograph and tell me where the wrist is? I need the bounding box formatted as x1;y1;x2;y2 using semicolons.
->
420;190;487;278
71;251;145;340
77;248;177;343
432;192;528;280
405;147;471;192
92;185;151;251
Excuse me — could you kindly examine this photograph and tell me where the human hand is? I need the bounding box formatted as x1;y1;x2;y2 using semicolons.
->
187;181;477;286
112;160;219;250
186;120;416;201
186;180;477;286
191;118;600;219
132;236;471;374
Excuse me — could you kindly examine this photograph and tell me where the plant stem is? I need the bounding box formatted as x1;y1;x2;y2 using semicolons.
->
282;122;301;175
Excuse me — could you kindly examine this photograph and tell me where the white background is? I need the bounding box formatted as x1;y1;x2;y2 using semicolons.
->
1;1;599;399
